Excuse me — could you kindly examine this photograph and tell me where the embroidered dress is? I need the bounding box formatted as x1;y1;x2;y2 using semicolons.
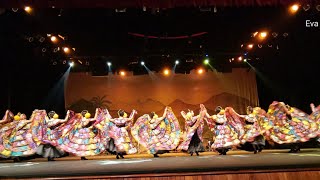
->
205;107;244;150
0;110;44;158
132;107;181;154
177;109;206;154
56;109;106;156
267;101;318;144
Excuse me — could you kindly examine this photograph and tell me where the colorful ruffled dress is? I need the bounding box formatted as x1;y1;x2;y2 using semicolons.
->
309;105;320;137
56;109;106;156
105;110;137;155
177;110;206;153
267;101;318;144
228;108;266;145
131;108;181;154
205;107;244;150
35;111;74;159
0;110;44;158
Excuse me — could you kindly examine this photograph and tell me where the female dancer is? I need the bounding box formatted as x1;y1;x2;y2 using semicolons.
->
177;104;207;156
267;101;318;153
229;106;266;154
205;106;244;155
1;110;44;162
35;110;72;161
57;108;106;160
105;109;137;159
132;107;181;157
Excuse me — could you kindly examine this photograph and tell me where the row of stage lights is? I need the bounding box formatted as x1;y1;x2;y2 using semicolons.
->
228;3;305;64
68;58;211;76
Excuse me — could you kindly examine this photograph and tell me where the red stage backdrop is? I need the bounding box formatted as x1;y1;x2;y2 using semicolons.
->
65;68;258;144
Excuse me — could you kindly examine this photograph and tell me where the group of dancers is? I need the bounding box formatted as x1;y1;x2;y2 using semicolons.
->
0;101;319;162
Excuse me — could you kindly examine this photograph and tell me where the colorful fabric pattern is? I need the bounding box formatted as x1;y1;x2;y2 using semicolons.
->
177;110;205;151
227;108;265;144
56;109;106;156
0;110;45;157
267;101;319;144
104;110;137;154
95;109;137;154
132;107;181;154
205;107;244;149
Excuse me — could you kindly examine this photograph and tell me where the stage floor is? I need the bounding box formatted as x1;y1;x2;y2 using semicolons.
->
1;149;320;179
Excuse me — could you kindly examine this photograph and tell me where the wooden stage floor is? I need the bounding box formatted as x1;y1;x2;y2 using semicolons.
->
1;149;320;179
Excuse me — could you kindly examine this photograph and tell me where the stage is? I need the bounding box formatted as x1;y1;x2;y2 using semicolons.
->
1;149;320;179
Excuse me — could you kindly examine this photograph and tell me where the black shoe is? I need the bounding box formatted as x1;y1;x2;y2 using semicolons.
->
190;152;193;156
116;155;119;159
48;157;55;161
120;154;124;159
196;151;199;156
13;157;21;162
81;157;88;160
154;154;159;158
254;151;257;154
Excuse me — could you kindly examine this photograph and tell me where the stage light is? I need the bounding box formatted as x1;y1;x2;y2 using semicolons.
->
238;56;243;61
205;54;208;57
107;62;112;66
253;32;258;37
69;62;74;67
197;68;204;74
51;36;57;42
175;60;179;65
247;44;254;49
63;47;70;53
120;71;126;76
204;59;209;64
259;32;267;40
141;61;145;66
289;4;300;13
244;59;247;62
24;6;32;13
163;69;170;76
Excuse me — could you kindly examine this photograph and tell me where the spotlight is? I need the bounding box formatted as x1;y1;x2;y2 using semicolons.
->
289;4;300;13
247;44;254;49
253;31;258;37
244;59;247;62
63;60;67;64
258;32;267;40
47;34;52;37
24;6;32;13
41;48;47;52
51;36;57;42
163;69;170;76
205;54;209;57
175;60;179;65
238;56;243;61
204;59;209;64
120;71;126;76
63;47;70;53
69;62;74;67
197;68;204;74
107;62;111;66
141;61;145;66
